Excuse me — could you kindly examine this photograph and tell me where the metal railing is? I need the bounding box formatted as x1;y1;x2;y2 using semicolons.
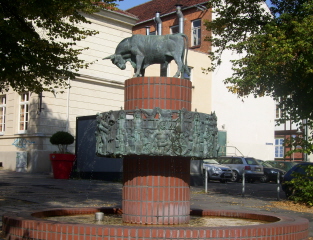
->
204;170;281;201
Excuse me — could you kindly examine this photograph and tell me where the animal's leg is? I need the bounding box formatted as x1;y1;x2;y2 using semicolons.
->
173;56;183;78
134;55;144;77
133;68;137;77
160;62;169;77
140;68;145;77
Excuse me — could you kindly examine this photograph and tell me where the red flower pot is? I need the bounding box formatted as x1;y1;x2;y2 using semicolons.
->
49;154;76;179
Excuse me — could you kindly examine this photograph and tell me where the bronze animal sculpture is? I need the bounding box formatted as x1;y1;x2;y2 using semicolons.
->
103;33;189;78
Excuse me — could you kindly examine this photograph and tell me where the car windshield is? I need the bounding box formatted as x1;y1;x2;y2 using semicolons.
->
203;159;219;164
262;162;274;168
245;158;258;165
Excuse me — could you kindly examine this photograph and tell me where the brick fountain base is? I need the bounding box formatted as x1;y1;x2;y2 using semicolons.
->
3;207;309;239
3;77;309;239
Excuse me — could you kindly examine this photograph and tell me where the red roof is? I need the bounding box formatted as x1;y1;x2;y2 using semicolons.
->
126;0;209;23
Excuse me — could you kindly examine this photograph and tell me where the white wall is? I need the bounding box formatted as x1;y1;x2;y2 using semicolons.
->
211;50;275;160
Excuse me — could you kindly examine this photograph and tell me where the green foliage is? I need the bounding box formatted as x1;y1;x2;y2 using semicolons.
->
0;0;118;94
50;131;74;153
284;165;313;206
284;134;313;157
204;0;313;128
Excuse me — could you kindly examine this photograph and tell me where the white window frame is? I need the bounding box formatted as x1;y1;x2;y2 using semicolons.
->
18;92;30;134
0;95;6;134
275;138;284;158
191;19;201;46
275;103;282;119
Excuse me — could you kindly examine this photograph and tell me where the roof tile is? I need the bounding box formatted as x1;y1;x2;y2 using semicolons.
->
126;0;209;23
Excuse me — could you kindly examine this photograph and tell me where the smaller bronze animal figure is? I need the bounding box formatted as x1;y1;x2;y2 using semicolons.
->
103;33;189;78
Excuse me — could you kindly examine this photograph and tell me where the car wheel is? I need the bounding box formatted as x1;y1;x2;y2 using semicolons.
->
259;174;269;183
231;171;239;182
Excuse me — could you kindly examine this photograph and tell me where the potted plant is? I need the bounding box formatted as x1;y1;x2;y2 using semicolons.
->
49;131;76;179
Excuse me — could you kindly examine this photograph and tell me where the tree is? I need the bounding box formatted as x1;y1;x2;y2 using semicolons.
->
205;0;313;154
0;0;117;94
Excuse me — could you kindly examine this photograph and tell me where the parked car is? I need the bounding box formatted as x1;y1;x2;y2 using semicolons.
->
217;156;263;182
281;162;313;197
257;160;286;183
202;159;233;183
265;160;300;172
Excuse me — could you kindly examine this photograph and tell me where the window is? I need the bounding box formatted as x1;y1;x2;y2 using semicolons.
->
233;158;243;164
0;95;6;133
275;104;282;119
171;25;179;34
192;19;201;46
246;158;258;165
219;158;232;164
19;92;30;133
149;31;156;35
275;138;284;158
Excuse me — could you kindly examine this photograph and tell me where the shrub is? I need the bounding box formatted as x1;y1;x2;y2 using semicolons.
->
284;165;313;206
50;131;74;154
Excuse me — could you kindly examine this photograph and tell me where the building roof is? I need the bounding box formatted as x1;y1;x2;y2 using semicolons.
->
115;9;139;19
126;0;209;23
92;2;139;20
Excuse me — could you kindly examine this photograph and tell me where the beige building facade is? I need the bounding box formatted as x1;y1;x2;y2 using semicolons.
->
0;9;137;172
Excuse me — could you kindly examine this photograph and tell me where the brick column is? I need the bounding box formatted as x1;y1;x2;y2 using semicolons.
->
123;77;192;225
125;77;192;111
123;156;190;224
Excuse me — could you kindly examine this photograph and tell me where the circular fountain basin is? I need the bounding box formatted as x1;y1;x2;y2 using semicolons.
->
45;212;271;227
2;207;309;240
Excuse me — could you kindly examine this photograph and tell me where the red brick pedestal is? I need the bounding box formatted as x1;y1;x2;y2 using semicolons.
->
123;77;192;225
125;77;192;111
122;156;190;224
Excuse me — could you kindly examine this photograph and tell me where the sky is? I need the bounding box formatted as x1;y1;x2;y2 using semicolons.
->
116;0;150;10
116;0;273;10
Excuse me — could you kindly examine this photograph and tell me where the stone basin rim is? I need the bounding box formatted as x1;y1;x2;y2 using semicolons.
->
4;207;308;228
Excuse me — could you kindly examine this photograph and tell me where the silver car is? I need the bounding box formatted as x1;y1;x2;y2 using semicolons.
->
202;159;233;183
217;156;264;182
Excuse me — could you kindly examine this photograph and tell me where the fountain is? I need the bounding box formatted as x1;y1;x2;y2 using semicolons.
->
2;35;309;239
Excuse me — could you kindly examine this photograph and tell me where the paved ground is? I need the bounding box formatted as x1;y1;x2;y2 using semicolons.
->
0;170;312;238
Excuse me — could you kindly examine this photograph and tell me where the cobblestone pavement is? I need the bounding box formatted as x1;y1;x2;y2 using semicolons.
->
0;170;312;239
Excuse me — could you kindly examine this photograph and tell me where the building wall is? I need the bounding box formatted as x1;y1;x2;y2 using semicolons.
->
207;1;275;160
211;44;275;160
0;10;136;173
132;7;211;53
275;120;305;161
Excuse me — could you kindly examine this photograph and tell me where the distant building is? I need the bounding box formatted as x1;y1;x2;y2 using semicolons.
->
274;102;306;161
126;0;276;160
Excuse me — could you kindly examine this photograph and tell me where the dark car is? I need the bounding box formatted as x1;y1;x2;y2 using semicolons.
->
281;162;313;197
257;160;286;183
265;160;299;172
